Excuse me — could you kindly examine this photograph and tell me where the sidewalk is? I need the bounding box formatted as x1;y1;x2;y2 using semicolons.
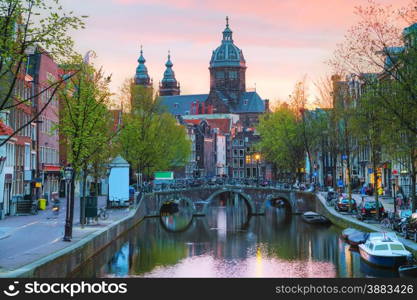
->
0;196;132;272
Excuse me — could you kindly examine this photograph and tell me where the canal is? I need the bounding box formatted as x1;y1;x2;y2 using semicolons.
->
72;193;398;278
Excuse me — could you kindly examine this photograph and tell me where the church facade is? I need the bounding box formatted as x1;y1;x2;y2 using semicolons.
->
134;18;268;126
133;18;271;180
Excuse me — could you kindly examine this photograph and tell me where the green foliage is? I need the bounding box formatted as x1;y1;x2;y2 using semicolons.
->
58;56;112;176
116;83;190;178
257;105;304;178
0;0;86;145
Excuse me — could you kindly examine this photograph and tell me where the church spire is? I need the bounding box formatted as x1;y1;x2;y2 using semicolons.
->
159;50;180;96
222;16;233;42
135;45;152;87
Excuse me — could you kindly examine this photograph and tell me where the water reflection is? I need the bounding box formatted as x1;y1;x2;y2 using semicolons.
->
160;199;193;232
72;196;399;278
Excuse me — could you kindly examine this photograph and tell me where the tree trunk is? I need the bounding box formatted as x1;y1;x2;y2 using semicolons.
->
80;167;88;227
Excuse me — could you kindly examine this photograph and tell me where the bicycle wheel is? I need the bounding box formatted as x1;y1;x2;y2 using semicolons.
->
380;218;391;228
100;211;109;220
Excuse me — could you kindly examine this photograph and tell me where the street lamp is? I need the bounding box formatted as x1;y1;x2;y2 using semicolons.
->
254;153;261;186
392;176;397;217
63;165;74;242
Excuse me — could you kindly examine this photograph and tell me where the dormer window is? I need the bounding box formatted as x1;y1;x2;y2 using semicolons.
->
243;99;248;105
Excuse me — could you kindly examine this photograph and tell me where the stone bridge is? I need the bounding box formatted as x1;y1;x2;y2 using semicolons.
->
141;185;317;217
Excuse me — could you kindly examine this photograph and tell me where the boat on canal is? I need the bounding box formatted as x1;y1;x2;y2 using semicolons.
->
398;264;417;278
358;232;413;269
346;230;369;247
301;211;331;225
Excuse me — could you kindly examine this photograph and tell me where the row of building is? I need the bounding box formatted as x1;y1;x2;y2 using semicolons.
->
134;18;273;181
309;22;417;198
0;47;62;218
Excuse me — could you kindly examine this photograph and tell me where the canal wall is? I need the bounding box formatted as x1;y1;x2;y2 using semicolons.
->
1;197;150;278
314;193;417;258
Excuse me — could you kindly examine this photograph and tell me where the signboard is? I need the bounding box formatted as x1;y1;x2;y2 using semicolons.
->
154;171;174;181
35;182;42;188
337;179;344;188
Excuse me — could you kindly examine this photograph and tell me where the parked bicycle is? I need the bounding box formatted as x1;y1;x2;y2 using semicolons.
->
97;207;109;220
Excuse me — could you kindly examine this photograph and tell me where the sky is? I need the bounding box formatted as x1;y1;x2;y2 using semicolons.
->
63;0;410;106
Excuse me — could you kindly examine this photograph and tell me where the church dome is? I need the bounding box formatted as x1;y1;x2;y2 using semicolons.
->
135;46;151;86
210;17;246;68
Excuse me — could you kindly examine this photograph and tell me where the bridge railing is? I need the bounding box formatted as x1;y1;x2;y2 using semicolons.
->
138;179;297;193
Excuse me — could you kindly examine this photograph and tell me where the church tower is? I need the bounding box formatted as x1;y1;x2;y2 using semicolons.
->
159;51;180;96
208;17;246;105
134;46;152;87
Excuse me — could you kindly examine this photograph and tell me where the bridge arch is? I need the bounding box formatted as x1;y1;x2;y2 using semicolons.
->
203;189;255;215
260;194;293;215
158;195;196;216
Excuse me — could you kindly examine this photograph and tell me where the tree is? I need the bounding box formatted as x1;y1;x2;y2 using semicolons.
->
314;76;339;188
116;82;190;180
349;78;387;218
0;0;85;146
58;56;113;226
330;0;417;211
257;104;305;183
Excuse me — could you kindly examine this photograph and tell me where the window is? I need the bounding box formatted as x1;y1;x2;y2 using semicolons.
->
246;168;251;177
229;71;237;79
233;149;238;157
239;149;244;157
174;102;179;109
239;159;244;167
374;244;389;251
233;158;238;168
216;71;224;79
239;170;244;178
244;99;248;105
390;244;405;251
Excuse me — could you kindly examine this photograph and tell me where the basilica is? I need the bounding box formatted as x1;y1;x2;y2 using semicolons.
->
134;17;268;127
134;18;271;179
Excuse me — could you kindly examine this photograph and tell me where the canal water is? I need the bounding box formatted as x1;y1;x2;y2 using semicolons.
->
72;194;398;278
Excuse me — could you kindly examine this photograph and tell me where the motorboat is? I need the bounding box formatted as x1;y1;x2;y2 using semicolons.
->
301;211;331;225
398;264;417;278
347;231;369;247
359;232;413;268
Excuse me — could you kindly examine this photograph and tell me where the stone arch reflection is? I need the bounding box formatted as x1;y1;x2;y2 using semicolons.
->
159;197;194;232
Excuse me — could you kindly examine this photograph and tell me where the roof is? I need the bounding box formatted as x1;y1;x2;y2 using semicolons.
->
161;91;265;115
110;155;129;166
161;94;208;115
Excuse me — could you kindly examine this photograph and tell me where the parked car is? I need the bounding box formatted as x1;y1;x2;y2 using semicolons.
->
335;196;357;212
357;198;386;220
326;189;337;206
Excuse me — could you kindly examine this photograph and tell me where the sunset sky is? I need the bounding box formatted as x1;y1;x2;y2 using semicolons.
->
64;0;410;105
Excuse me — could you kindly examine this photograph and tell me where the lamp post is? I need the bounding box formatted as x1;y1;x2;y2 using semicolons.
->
392;177;397;217
63;165;74;242
254;153;261;187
